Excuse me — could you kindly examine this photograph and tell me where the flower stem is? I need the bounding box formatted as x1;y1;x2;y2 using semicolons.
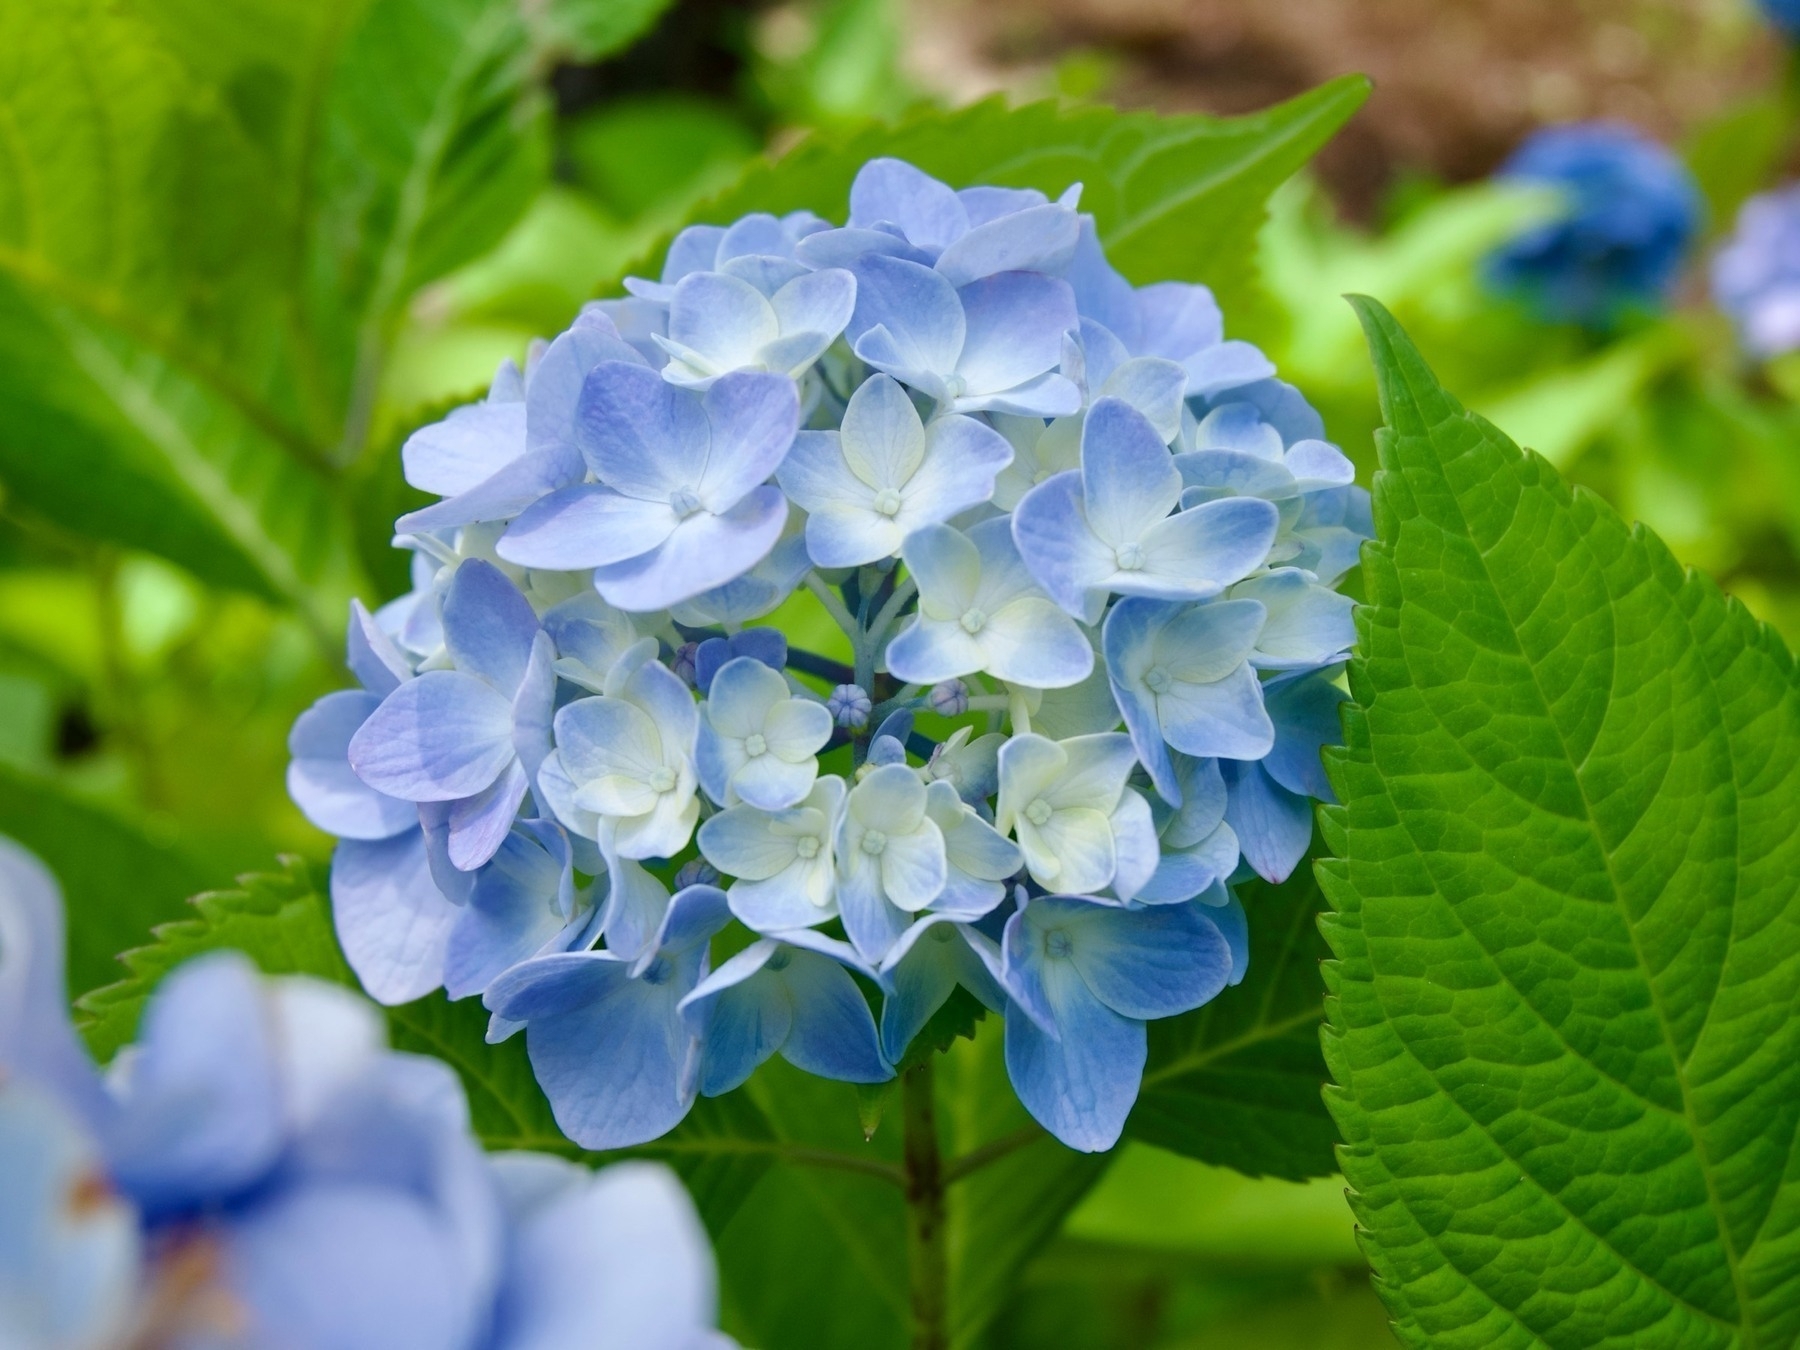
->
902;1061;949;1350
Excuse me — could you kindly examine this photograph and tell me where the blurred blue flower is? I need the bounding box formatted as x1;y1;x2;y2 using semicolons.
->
1758;0;1800;38
1713;183;1800;358
1486;122;1701;326
0;840;733;1350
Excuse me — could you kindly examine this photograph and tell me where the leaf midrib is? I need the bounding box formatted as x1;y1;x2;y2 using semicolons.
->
1378;358;1757;1342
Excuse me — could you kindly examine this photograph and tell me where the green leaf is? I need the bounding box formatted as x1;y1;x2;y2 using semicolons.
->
0;763;209;1000
656;76;1370;320
527;0;676;63
1129;852;1338;1181
0;0;548;625
1320;298;1800;1349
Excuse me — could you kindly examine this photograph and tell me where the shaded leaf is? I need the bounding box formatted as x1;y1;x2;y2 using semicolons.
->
1130;850;1338;1181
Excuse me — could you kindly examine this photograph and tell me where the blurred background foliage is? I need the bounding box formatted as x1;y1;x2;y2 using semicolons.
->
3;0;1797;1344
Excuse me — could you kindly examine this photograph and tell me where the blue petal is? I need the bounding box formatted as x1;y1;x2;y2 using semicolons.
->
1003;960;1144;1153
779;950;890;1082
954;272;1078;402
1221;759;1314;884
397;444;586;535
848;254;964;370
443;829;579;1000
936;202;1079;287
1101;597;1184;803
331;833;457;1006
1011;470;1116;620
346;600;410;698
1054;897;1232;1020
576;360;710;498
526;313;647;453
288;691;418;840
1080;397;1181;544
106;952;284;1216
486;954;700;1150
592;487;788;612
597;857;672;967
681;943;791;1095
849;158;967;252
446;759;530;872
441;560;538;694
1262;669;1350;800
402;401;525;497
697;372;800;510
499;484;678;571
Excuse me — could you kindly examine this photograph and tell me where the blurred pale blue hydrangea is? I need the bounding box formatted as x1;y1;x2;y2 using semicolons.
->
1486;122;1701;327
1713;183;1800;358
291;155;1370;1155
0;839;732;1350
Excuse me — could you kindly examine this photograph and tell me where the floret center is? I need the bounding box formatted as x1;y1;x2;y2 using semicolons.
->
1113;541;1145;571
649;766;677;793
669;487;703;518
959;607;987;635
1144;666;1172;694
1044;929;1073;959
860;829;889;856
796;836;821;860
1024;799;1053;827
743;733;768;758
872;488;903;517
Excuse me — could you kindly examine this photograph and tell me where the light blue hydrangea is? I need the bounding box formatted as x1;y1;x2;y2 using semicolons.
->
1712;183;1800;358
886;519;1094;689
999;894;1237;1152
1013;397;1280;622
301;155;1365;1158
0;840;733;1349
696;656;834;809
680;931;891;1094
498;363;798;612
778;373;1014;567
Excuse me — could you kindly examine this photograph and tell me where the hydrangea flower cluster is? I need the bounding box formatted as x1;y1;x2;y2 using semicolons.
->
1760;0;1800;39
291;158;1369;1155
1713;183;1800;359
0;839;731;1350
1486;122;1701;327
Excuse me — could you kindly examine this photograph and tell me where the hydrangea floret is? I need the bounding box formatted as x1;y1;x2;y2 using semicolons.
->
0;840;733;1349
288;156;1370;1155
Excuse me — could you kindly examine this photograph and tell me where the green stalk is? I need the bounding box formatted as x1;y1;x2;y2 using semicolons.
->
901;1061;949;1350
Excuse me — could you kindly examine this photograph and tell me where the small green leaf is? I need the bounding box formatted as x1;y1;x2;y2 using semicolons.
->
647;76;1370;320
0;764;209;1000
1321;299;1800;1349
1129;852;1338;1181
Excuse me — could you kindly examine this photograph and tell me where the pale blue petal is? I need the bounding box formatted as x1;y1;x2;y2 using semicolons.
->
331;833;456;1006
441;559;538;694
958;185;1048;223
666;272;778;375
680;943;789;1095
346;600;410;698
1096;356;1187;445
1182;339;1277;399
526;314;646;453
697;372;800;510
1284;438;1357;490
973;597;1094;689
592;488;788;612
849;158;966;251
771;267;856;341
730;754;818;812
884;618;984;686
1262;670;1349;801
1067;218;1138;343
402;401;525;496
397;444;585;535
1058;899;1231;1020
447;759;530;871
442;828;574;1000
348;672;514;802
288;691;418;840
956;370;1082;418
1011;471;1116;619
597;857;672;966
661;225;727;283
901;413;1014;520
486;954;698;1150
780;951;890;1082
935;203;1080;288
1003;959;1144;1153
222;1186;474;1350
652;883;735;958
488;1162;720;1350
1133;281;1222;363
106;952;283;1215
955;272;1078;398
1208;892;1250;986
1101;597;1184;802
794;224;933;271
899;520;982;614
577;360;709;498
499;484;678;570
847;254;964;370
1221;759;1313;884
835;849;910;965
1235;570;1356;671
1134;496;1280;595
1108;789;1160;901
776;429;864;514
1079;397;1181;546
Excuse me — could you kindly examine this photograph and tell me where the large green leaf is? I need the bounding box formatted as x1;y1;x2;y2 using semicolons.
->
1320;299;1800;1349
0;0;547;625
1130;850;1337;1181
0;764;208;999
651;77;1370;321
